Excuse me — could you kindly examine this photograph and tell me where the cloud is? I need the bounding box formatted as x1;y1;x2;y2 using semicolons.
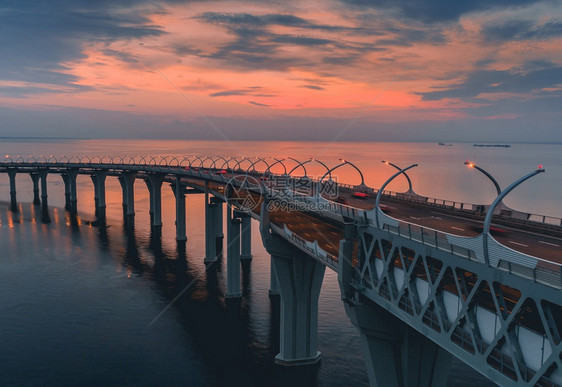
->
339;0;544;23
209;88;275;97
248;101;271;107
299;85;325;90
192;11;384;72
0;1;164;93
419;66;562;100
482;20;562;42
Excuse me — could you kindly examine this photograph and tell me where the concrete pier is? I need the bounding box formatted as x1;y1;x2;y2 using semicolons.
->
145;174;164;228
8;169;17;212
30;173;41;205
225;208;242;298
171;177;187;241
240;216;252;260
39;170;50;223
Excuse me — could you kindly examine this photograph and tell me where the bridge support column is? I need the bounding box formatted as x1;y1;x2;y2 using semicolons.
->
214;197;224;258
119;172;136;218
145;174;164;228
69;170;78;214
171;178;187;242
266;236;325;365
39;170;50;223
30;173;41;205
269;257;280;296
61;170;78;213
204;191;223;262
91;171;107;221
240;216;252;260
225;208;242;298
344;301;451;387
61;173;71;210
8;169;17;212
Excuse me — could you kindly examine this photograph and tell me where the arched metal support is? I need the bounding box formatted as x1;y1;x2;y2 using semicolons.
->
465;160;501;196
287;157;310;177
338;158;366;187
243;157;269;188
482;167;545;265
232;156;252;173
318;159;367;198
382;160;414;195
375;164;418;229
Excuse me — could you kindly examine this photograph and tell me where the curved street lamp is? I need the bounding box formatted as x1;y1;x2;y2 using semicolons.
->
482;166;545;265
464;160;501;196
263;157;287;182
338;159;366;187
319;159;365;188
375;164;418;228
232;157;252;173
287;157;310;177
243;157;269;187
382;160;414;194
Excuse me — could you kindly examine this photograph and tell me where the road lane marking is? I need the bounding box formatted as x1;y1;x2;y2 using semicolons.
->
539;240;560;247
508;241;528;248
431;216;442;220
451;226;464;231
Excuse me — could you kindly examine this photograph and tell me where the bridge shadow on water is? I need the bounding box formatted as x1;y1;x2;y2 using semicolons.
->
0;200;495;386
114;222;320;386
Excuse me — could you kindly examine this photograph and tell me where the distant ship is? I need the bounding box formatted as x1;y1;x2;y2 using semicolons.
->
438;142;452;146
473;144;511;148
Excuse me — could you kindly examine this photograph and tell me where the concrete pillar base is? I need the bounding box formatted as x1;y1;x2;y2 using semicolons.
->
344;301;451;387
225;292;243;299
266;237;325;366
275;352;321;366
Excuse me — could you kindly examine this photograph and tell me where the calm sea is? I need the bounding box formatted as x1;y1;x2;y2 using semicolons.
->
2;139;559;386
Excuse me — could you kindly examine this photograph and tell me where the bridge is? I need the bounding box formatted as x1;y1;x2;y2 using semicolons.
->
1;154;561;386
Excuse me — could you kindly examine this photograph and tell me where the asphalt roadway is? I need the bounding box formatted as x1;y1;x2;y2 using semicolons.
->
179;170;562;266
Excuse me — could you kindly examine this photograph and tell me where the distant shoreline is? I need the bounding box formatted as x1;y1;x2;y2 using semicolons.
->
473;144;511;148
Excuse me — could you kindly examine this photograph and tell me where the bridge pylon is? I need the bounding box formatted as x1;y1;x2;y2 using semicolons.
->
204;185;224;262
7;169;17;212
39;170;50;223
260;202;325;365
171;177;188;241
225;208;242;298
29;172;41;205
145;174;164;228
118;172;136;219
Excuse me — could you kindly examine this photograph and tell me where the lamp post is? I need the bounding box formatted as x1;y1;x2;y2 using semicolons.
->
287;157;311;177
464;160;502;196
263;157;287;187
382;160;414;194
318;159;366;199
375;164;418;228
482;166;545;265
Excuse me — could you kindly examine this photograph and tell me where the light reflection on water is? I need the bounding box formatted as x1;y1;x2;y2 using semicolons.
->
1;139;552;386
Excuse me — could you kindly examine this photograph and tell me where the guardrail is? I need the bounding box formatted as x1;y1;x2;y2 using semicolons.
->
2;158;562;289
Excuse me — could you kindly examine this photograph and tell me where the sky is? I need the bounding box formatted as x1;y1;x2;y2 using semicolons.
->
0;0;561;142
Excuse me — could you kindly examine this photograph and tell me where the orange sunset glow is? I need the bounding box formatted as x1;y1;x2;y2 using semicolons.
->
1;1;561;141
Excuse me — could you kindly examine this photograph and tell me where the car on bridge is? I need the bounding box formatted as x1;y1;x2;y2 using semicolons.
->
353;192;370;199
